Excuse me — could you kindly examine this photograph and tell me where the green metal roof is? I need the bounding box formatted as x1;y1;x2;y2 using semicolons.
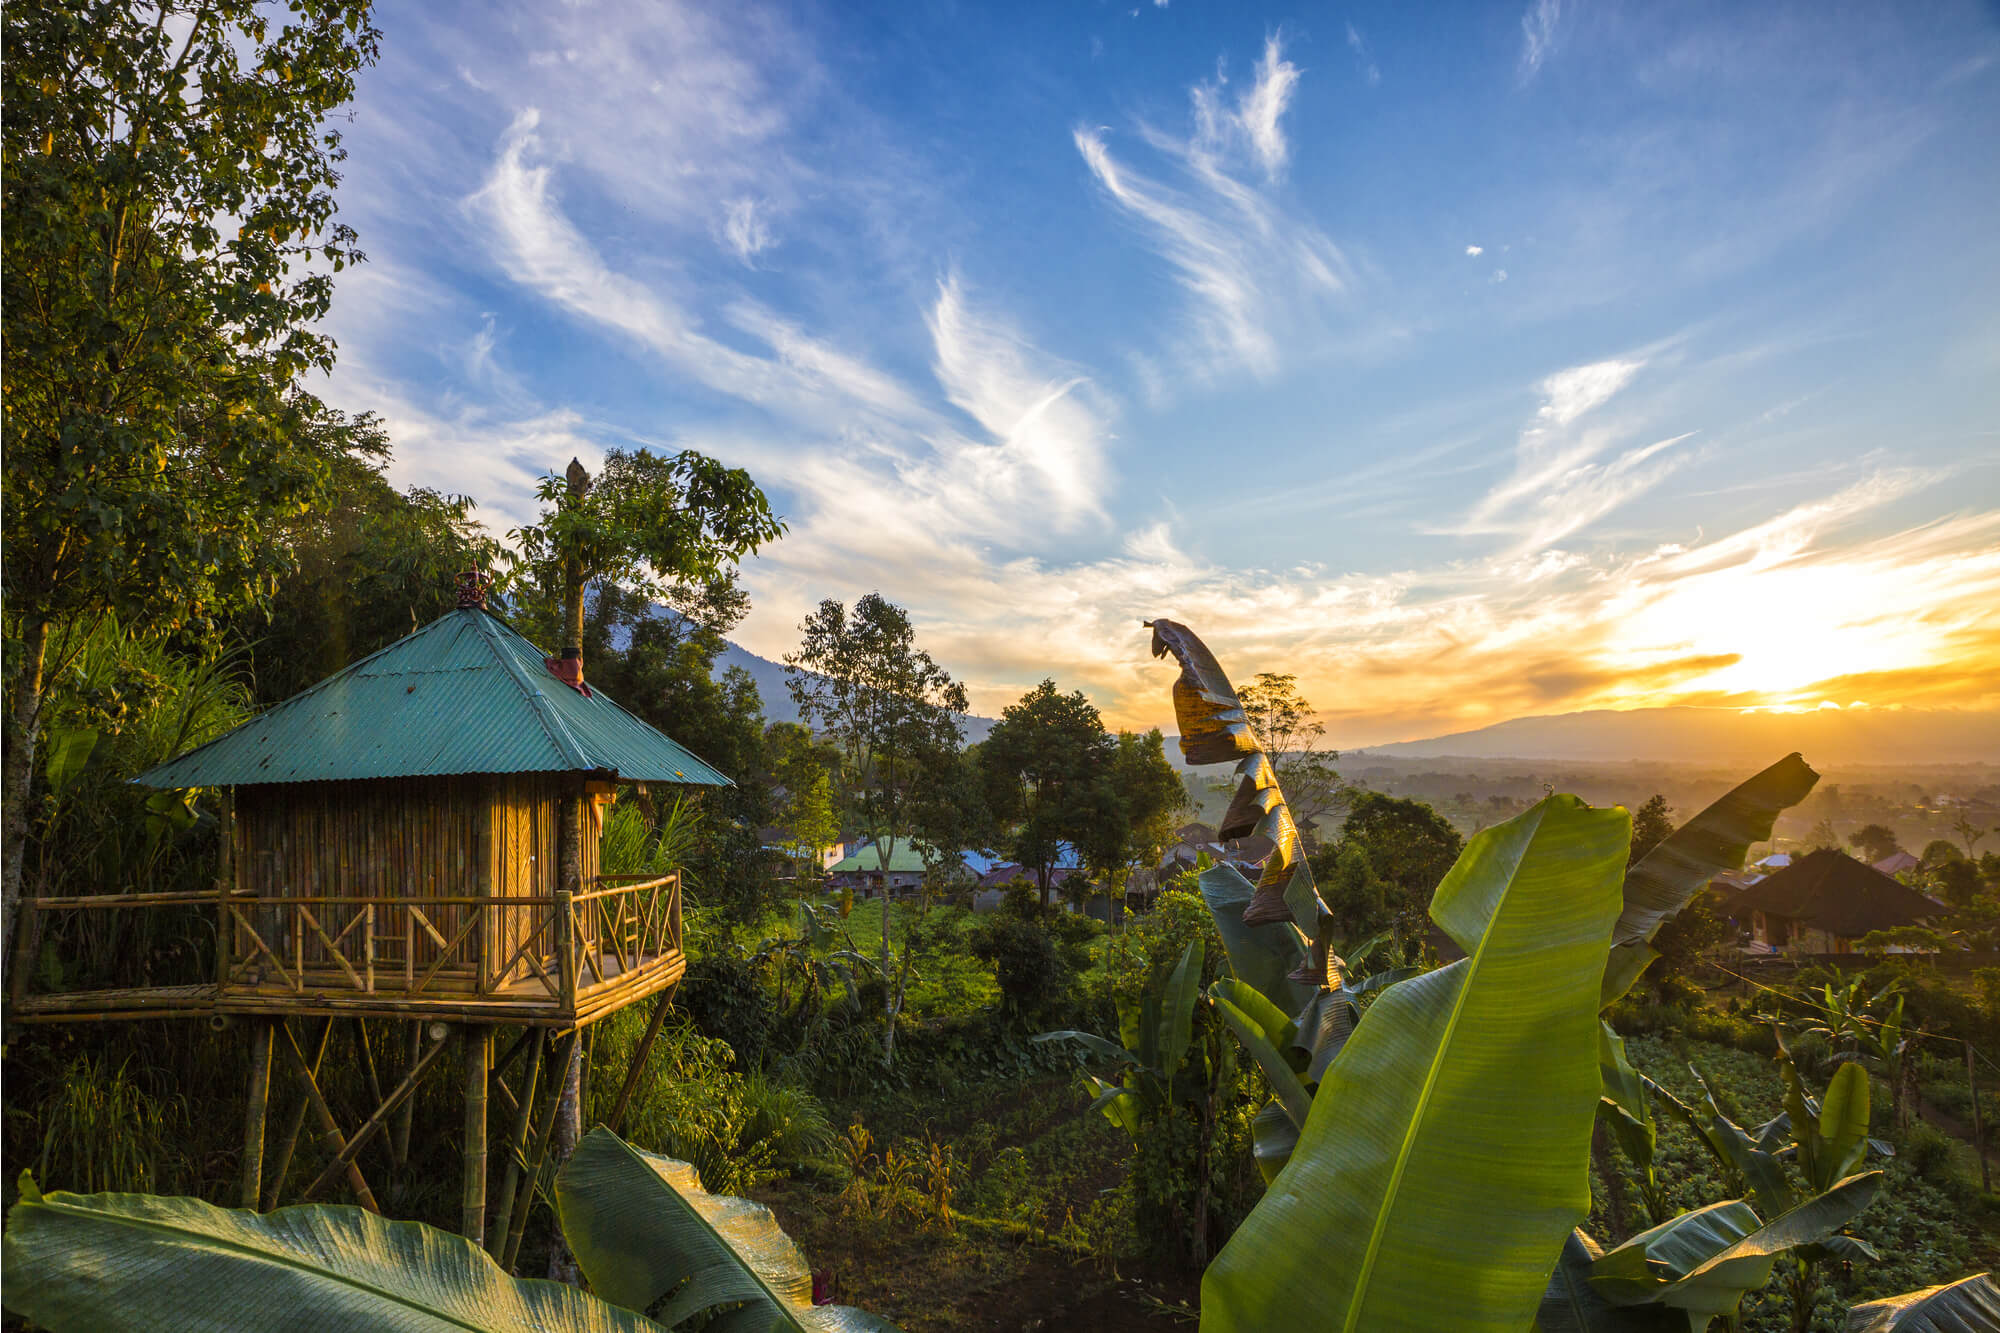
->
828;841;928;874
135;609;731;788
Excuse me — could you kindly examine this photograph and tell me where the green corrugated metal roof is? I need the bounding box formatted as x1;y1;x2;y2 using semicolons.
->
828;841;928;874
134;609;731;788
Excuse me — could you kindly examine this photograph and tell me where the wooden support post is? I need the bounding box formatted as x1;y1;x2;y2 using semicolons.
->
1970;1042;1991;1196
606;990;673;1135
356;1019;385;1125
503;1030;578;1272
557;890;576;1014
264;1019;334;1211
300;1026;453;1204
390;1021;421;1171
488;1029;547;1260
10;898;39;1010
215;792;235;989
462;1024;491;1244
277;1022;379;1213
241;1020;274;1208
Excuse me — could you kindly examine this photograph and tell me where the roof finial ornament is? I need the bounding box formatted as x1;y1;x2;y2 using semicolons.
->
456;568;492;610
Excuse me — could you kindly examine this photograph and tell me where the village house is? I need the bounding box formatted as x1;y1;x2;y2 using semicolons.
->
1732;848;1942;955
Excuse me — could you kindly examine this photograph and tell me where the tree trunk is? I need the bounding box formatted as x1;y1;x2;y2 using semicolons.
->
2;617;51;977
546;786;585;1283
561;459;590;665
879;832;897;1066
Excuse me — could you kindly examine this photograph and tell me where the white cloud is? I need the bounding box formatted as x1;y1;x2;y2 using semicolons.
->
1465;244;1484;256
1345;22;1381;87
1075;34;1349;388
722;197;774;264
1191;34;1301;180
1457;356;1695;550
1492;268;1508;282
1520;0;1564;81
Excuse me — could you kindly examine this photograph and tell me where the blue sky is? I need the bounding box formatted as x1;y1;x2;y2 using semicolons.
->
320;0;2000;743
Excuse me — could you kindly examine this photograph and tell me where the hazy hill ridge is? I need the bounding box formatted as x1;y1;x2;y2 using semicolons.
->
1347;706;2000;766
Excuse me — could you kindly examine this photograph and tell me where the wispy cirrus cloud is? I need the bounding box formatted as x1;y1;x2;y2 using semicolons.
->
1457;357;1697;551
1346;22;1382;87
1519;0;1566;81
1075;34;1350;389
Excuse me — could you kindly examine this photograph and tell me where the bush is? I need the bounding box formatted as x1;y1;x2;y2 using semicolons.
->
1899;1121;1958;1185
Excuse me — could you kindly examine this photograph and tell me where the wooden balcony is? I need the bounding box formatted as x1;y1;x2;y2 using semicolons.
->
9;873;682;1028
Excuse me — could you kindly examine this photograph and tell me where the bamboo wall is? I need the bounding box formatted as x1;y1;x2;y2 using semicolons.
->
233;774;597;996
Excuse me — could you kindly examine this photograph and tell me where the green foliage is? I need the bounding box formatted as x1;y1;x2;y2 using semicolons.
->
587;1011;830;1195
980;679;1118;909
556;1129;897;1331
34;1055;188;1196
965;896;1093;1024
1;1173;661;1333
1307;790;1462;944
1630;795;1678;866
235;445;507;704
1203;796;1630;1333
1849;824;1903;864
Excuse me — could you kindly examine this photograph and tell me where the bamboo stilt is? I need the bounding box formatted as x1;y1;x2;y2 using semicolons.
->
462;1024;491;1243
390;1021;420;1171
241;1020;274;1208
488;1029;547;1260
503;1030;577;1271
606;989;673;1134
263;1019;333;1210
277;1022;379;1212
300;1026;452;1203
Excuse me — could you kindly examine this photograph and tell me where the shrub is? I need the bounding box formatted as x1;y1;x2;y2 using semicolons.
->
1899;1121;1957;1185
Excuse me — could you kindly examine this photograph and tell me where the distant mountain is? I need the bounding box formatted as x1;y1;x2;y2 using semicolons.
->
1346;706;2000;766
714;639;998;744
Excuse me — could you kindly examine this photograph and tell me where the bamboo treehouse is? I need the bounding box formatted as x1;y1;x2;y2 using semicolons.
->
10;573;728;1254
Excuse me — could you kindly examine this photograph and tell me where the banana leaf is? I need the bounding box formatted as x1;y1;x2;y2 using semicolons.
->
556;1130;897;1331
1536;1229;1680;1332
0;1173;659;1333
1848;1273;2000;1332
1590;1172;1883;1330
1148;619;1312;926
1211;980;1313;1129
1157;940;1205;1082
1084;1074;1142;1138
1604;754;1817;1003
1201;795;1630;1333
1250;1101;1300;1185
1199;861;1313;1014
1784;1054;1870;1193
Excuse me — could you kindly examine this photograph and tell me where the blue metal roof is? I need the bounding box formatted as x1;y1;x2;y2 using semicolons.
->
134;609;731;788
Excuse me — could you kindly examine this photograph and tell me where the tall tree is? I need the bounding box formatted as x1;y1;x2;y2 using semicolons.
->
2;0;382;951
1083;728;1189;925
980;679;1117;910
510;449;783;680
785;593;967;1063
1847;822;1901;863
1630;795;1677;866
1236;673;1346;828
234;423;506;703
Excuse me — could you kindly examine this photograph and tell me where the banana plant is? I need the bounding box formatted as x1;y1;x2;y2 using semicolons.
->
556;1129;896;1331
1792;976;1912;1129
1848;1273;2000;1332
1599;1025;1671;1225
1583;1172;1883;1333
1201;793;1631;1333
1035;939;1206;1137
2;1129;901;1332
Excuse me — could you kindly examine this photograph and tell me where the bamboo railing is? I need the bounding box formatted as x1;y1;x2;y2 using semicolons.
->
10;874;682;1021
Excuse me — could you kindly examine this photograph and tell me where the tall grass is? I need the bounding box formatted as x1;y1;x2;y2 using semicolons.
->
36;1054;188;1195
